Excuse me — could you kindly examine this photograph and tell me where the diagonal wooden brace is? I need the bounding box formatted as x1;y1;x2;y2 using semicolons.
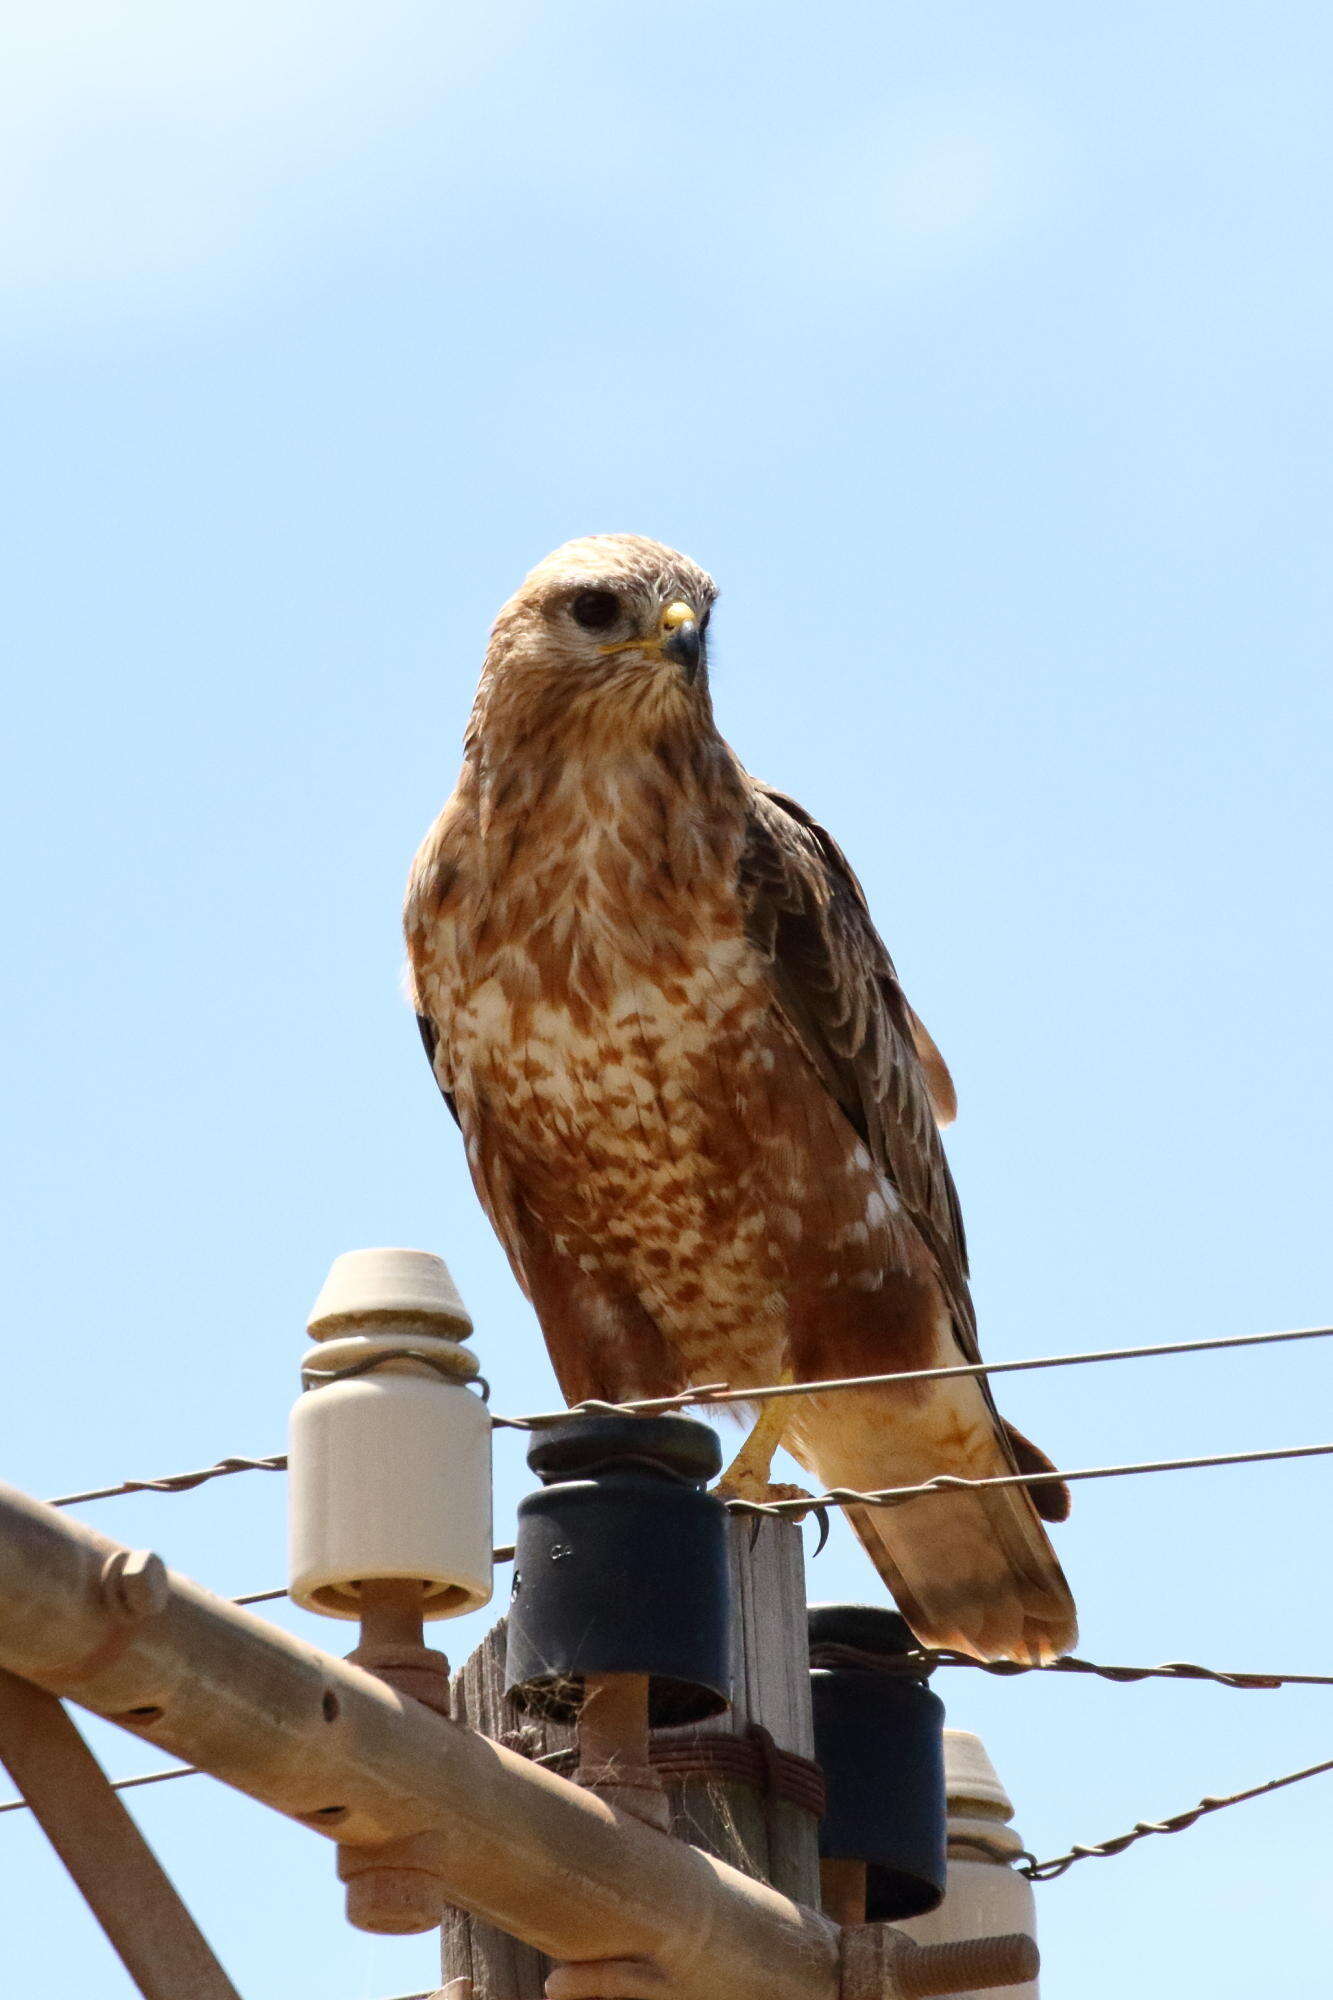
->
0;1666;241;2000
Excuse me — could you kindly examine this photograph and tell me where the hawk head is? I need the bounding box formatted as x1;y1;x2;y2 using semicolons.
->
467;534;720;756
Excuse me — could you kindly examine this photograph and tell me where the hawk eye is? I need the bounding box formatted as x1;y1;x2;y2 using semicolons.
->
569;588;620;632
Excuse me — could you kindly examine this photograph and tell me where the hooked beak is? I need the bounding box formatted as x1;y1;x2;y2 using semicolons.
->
658;599;703;682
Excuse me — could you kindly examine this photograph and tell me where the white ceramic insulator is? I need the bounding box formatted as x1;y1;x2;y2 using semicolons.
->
288;1368;492;1619
941;1728;1015;1817
289;1246;492;1621
307;1246;473;1343
895;1730;1039;2000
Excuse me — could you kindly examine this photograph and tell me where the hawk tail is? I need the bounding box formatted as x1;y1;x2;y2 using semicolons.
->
843;1486;1077;1665
791;1393;1077;1665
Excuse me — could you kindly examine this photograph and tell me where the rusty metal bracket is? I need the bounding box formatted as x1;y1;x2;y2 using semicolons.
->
840;1922;1039;1998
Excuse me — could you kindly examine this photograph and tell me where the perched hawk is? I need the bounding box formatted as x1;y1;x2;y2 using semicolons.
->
406;534;1076;1663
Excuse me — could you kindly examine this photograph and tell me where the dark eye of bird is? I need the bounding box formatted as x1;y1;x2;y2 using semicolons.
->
570;588;620;632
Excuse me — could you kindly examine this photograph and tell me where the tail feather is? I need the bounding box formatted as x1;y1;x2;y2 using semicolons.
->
789;1387;1078;1665
1001;1419;1071;1524
844;1486;1076;1665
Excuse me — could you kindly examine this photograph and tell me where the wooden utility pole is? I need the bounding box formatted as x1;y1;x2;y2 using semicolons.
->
0;1467;1038;1999
0;1478;839;2000
445;1515;821;1997
0;1477;1035;1998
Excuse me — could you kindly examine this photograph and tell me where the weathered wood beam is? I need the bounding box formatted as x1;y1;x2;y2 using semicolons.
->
0;1480;837;2000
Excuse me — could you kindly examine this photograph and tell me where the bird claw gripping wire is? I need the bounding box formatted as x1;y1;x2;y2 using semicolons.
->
741;1486;831;1554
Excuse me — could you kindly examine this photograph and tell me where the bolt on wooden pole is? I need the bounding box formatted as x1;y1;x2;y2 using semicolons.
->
840;1923;1039;1999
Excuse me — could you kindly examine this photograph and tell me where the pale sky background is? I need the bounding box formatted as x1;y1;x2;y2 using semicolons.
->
3;3;1332;1995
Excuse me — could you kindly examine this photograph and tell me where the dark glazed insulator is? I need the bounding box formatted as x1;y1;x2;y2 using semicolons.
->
808;1602;947;1921
505;1413;731;1726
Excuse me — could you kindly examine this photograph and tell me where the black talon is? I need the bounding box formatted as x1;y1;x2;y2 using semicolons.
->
811;1506;831;1557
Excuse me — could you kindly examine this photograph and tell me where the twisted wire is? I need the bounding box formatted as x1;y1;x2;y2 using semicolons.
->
43;1320;1333;1513
48;1455;288;1509
217;1594;1333;1692
722;1438;1333;1518
924;1648;1333;1691
1021;1754;1333;1880
491;1320;1333;1429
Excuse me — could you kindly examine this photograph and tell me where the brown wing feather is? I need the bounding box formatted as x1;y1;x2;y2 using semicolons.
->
738;778;1071;1521
739;782;973;1333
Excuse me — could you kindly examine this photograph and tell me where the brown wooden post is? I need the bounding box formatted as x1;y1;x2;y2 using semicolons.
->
442;1515;821;1997
443;1616;567;2000
661;1513;822;1907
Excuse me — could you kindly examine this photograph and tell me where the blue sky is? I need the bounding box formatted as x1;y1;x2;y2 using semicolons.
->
3;3;1331;1994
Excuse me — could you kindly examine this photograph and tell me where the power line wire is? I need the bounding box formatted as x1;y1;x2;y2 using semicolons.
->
221;1591;1333;1691
0;1763;199;1815
723;1439;1333;1518
48;1455;288;1509
41;1437;1333;1651
1020;1753;1333;1880
492;1320;1333;1429
42;1321;1333;1513
919;1649;1333;1692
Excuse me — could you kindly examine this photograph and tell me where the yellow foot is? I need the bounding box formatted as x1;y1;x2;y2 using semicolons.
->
712;1381;797;1501
761;1480;818;1512
714;1471;817;1505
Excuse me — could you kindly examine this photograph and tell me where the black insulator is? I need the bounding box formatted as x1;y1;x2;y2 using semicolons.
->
505;1412;731;1726
808;1602;947;1920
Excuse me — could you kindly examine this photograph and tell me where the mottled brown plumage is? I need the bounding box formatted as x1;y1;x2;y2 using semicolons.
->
405;533;1077;1663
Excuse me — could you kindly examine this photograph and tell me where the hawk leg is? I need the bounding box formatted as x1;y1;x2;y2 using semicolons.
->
713;1386;817;1511
714;1394;792;1502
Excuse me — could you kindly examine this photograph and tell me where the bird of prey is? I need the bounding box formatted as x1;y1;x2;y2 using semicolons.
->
405;534;1076;1663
